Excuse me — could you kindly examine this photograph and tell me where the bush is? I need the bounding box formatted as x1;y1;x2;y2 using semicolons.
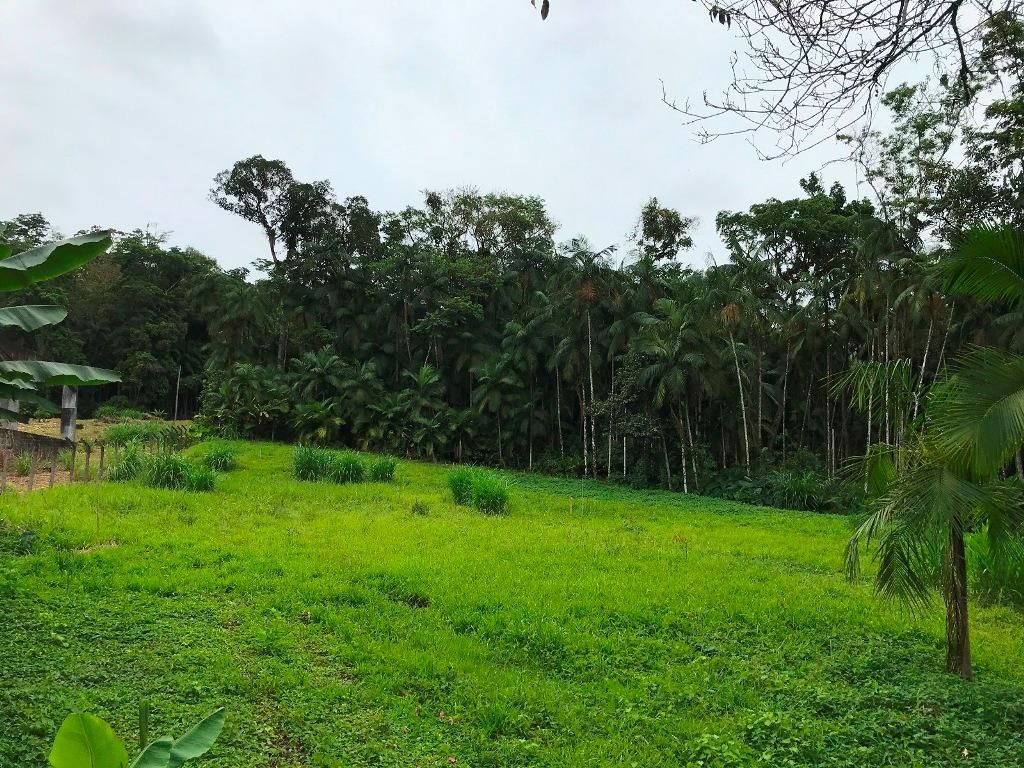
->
144;453;192;489
472;471;511;516
329;451;366;484
107;443;145;483
14;453;32;477
448;466;479;505
293;444;333;482
57;449;74;472
94;403;148;421
202;442;237;472
182;463;217;492
368;455;398;482
104;421;195;450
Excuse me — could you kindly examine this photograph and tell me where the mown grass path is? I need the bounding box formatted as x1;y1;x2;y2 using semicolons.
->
2;442;1023;766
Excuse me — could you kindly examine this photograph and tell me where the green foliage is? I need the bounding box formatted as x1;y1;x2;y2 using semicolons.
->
447;466;479;505
367;455;397;482
328;451;365;484
57;449;73;472
201;443;237;472
142;453;215;493
94;404;148;422
48;708;224;768
106;443;145;483
471;471;511;516
2;442;1023;766
410;499;429;515
48;712;129;768
104;422;195;450
292;444;333;482
14;452;31;477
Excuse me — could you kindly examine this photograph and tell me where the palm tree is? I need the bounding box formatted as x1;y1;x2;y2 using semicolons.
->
847;225;1024;679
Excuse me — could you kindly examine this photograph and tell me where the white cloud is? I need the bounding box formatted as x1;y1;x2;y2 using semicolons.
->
1;0;861;269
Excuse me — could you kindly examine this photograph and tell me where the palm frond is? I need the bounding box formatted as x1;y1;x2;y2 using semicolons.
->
944;224;1024;308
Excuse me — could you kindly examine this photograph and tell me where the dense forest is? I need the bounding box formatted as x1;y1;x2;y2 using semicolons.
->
3;15;1023;514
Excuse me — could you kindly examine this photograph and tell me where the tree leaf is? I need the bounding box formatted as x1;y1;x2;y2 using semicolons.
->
167;708;225;768
0;304;68;331
0;232;112;292
0;360;121;387
49;713;131;768
129;737;173;768
541;0;549;19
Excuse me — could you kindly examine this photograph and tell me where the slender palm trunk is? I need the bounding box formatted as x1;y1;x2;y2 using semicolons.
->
729;331;751;469
661;432;672;491
497;411;503;464
622;435;627;477
945;523;972;680
685;406;699;491
587;310;597;479
912;314;934;421
607;361;614;479
936;301;956;376
781;342;791;460
555;370;564;457
580;387;588;475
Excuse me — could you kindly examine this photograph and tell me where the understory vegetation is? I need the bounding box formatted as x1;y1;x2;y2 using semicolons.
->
1;442;1022;766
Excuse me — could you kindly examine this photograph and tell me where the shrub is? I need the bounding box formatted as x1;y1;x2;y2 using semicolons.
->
14;453;32;477
329;451;366;484
472;472;511;516
104;421;163;447
144;453;192;489
202;442;238;472
182;463;217;492
57;449;74;472
293;444;333;482
104;421;195;450
94;403;148;421
411;500;430;516
448;466;479;505
368;455;398;482
106;443;145;483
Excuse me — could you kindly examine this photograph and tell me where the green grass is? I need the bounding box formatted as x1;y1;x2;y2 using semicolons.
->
1;441;1023;766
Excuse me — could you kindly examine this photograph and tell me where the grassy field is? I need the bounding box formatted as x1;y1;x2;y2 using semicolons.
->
2;442;1023;767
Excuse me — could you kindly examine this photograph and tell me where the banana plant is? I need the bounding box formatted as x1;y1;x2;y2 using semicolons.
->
48;707;225;768
0;232;120;418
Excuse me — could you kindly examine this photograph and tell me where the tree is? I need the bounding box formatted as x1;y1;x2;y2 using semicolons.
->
0;233;120;421
210;155;295;263
847;225;1024;679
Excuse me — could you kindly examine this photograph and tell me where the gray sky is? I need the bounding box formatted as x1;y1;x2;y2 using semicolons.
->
2;1;861;270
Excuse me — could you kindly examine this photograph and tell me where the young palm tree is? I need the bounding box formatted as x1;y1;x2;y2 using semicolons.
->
848;225;1024;679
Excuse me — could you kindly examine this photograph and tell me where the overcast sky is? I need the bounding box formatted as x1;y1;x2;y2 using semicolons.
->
2;1;862;270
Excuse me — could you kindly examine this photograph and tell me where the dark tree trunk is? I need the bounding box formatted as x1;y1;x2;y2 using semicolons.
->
945;523;972;680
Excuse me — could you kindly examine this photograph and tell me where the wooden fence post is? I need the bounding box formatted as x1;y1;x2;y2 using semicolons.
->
98;443;106;481
84;442;92;482
27;452;36;491
50;451;57;488
1;450;7;492
70;443;77;483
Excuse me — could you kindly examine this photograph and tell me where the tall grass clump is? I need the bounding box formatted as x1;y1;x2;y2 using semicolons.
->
202;442;238;472
293;444;333;481
142;453;215;492
471;471;511;516
329;451;366;484
368;455;398;482
14;453;32;477
447;466;479;505
106;443;145;483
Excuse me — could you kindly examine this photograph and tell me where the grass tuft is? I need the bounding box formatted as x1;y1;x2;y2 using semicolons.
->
202;442;238;472
368;455;398;482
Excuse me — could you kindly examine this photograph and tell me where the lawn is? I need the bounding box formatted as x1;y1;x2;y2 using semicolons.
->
2;442;1023;767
